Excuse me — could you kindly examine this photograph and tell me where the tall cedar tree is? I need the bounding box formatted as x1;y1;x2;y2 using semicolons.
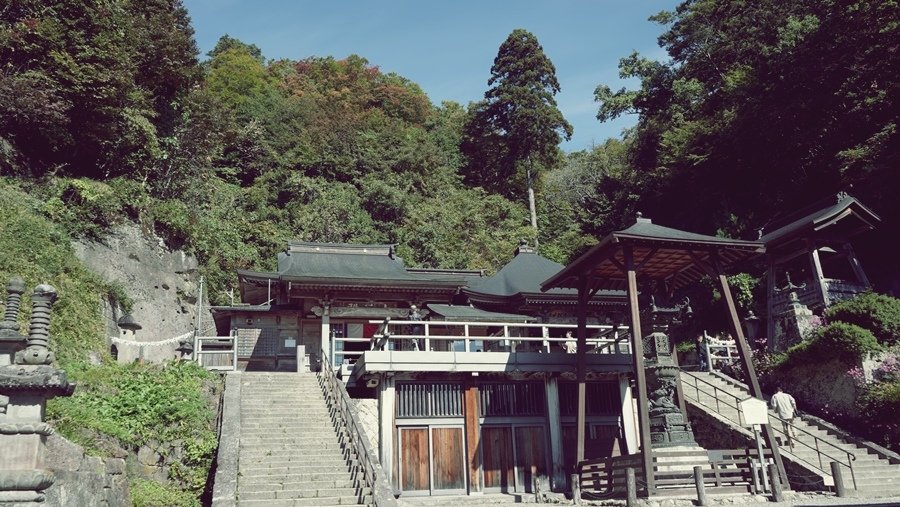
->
461;29;573;239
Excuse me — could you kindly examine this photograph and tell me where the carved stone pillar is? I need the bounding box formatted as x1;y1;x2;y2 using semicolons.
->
0;284;74;503
772;291;816;353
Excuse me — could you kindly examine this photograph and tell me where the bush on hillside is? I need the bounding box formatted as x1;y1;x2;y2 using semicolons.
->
858;379;900;451
780;322;881;368
826;292;900;345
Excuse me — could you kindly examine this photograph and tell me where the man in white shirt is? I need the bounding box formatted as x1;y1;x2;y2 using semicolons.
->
771;386;798;448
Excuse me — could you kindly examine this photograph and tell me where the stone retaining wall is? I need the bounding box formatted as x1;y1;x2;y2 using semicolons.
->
43;433;129;506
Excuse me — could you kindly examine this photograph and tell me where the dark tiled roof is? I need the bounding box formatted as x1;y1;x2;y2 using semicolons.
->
466;248;572;298
542;217;764;292
759;193;880;247
426;304;537;322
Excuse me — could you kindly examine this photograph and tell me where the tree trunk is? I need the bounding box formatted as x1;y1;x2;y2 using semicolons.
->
527;163;539;249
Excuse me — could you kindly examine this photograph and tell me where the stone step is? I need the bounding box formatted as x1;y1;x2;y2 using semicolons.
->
237;496;369;506
241;463;356;482
239;452;352;463
238;479;359;492
239;463;352;474
240;440;347;449
239;488;366;501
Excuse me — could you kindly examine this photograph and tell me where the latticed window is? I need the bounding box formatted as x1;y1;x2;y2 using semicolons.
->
559;381;619;416
479;382;546;416
396;382;463;418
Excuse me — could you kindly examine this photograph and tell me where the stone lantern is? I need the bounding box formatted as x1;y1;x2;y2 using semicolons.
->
0;277;27;366
0;283;74;504
117;313;142;338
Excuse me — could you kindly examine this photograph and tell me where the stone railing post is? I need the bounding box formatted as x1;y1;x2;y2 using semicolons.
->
0;283;74;504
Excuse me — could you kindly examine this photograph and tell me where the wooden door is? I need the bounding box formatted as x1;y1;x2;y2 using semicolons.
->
431;427;465;491
400;428;429;492
515;426;547;493
482;426;514;491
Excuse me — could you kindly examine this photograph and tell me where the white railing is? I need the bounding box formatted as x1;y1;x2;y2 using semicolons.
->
704;331;740;372
196;333;238;371
330;319;631;367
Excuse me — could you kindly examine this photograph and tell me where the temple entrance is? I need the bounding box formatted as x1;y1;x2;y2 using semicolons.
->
397;426;466;495
481;424;548;493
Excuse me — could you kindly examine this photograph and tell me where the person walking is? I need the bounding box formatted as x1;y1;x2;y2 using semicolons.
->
770;386;798;448
696;335;709;371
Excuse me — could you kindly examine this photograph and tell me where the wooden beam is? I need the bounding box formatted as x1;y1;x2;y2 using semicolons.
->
711;253;789;486
625;245;654;495
635;247;660;271
807;240;829;306
608;256;626;274
575;275;589;465
766;260;777;348
687;251;718;278
464;381;482;494
843;243;871;288
545;376;565;491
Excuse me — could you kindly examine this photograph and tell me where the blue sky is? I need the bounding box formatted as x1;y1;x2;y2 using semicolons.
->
183;0;678;152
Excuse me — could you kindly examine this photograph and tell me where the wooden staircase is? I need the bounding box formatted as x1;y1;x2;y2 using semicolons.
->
680;370;900;497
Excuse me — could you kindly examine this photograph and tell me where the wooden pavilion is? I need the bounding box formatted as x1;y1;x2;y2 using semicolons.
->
541;214;787;496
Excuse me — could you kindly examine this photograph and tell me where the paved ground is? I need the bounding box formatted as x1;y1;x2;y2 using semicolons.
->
396;491;900;507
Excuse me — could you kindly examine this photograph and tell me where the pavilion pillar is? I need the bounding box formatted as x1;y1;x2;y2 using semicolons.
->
766;260;776;349
575;276;588;466
545;375;564;491
712;255;789;486
320;301;331;367
618;375;639;454
843;243;871;288
624;245;654;495
378;374;395;488
807;240;829;306
463;380;481;494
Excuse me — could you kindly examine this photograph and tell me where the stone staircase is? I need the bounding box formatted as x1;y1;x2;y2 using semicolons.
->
680;370;900;497
236;372;371;506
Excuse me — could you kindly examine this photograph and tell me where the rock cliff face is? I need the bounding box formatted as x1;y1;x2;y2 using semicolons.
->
72;224;205;362
43;433;129;506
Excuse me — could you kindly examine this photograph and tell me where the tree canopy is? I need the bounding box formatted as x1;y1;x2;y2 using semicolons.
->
461;29;573;235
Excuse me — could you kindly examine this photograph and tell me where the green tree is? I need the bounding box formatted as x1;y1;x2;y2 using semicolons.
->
461;29;573;239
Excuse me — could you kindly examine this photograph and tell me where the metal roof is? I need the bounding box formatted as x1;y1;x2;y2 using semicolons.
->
541;217;764;292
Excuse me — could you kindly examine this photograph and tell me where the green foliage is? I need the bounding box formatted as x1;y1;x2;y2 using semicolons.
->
0;0;199;179
592;0;899;240
826;292;900;345
780;322;882;368
0;180;111;365
130;478;201;507
47;361;219;493
857;379;900;450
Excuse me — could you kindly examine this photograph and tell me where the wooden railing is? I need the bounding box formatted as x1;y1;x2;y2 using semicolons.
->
578;449;763;497
196;334;237;371
681;371;857;489
330;318;631;366
319;348;397;507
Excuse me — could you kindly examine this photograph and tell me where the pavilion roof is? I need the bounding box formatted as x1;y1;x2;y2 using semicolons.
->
541;217;764;292
758;192;880;250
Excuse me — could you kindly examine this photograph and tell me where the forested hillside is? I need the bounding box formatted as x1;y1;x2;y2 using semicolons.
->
1;0;898;502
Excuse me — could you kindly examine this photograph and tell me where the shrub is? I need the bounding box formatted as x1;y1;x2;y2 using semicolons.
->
858;379;900;451
780;322;881;368
826;292;900;345
130;478;200;507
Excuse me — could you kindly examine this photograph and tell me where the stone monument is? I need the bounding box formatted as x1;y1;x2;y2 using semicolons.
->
0;280;75;504
0;277;27;366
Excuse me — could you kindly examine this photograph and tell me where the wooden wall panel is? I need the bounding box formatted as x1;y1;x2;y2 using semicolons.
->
432;428;465;490
482;427;514;491
400;428;429;492
515;426;547;493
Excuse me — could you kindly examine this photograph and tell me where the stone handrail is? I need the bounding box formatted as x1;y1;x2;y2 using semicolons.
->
319;348;397;507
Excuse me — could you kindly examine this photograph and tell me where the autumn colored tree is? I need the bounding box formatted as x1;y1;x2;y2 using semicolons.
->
461;29;573;239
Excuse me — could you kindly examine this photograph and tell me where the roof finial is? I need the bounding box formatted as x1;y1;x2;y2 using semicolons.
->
635;211;650;223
